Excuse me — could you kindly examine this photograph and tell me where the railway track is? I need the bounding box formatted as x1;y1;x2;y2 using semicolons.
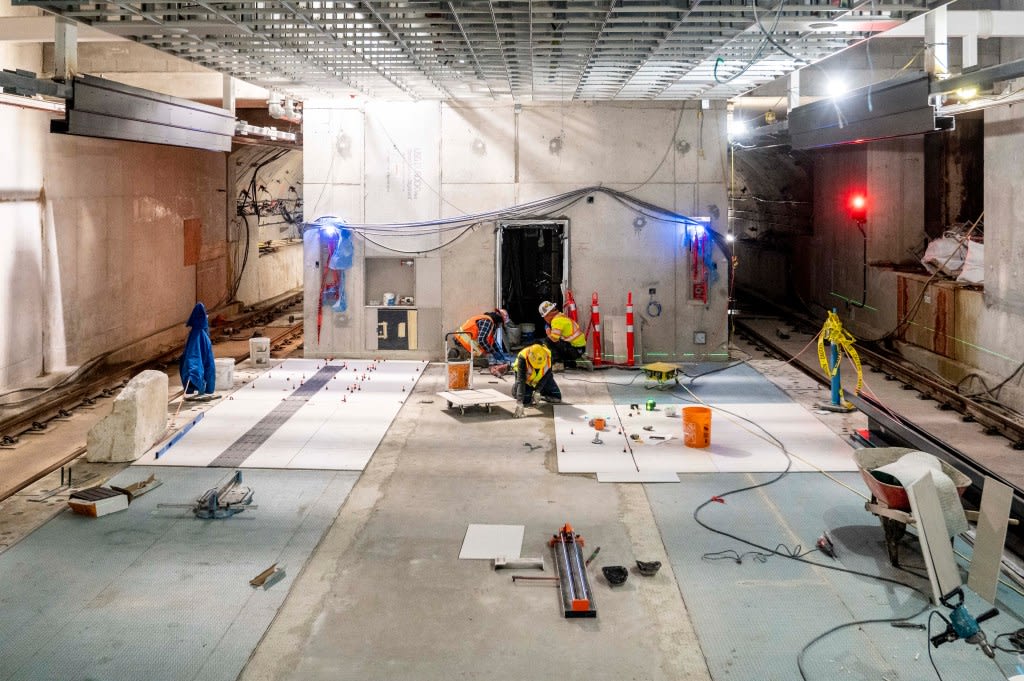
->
0;307;302;502
733;315;1024;551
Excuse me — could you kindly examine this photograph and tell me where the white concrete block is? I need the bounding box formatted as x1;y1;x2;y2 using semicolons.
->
215;358;235;390
87;370;168;462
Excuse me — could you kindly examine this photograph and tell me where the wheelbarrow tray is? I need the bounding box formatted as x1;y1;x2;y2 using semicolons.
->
854;447;970;511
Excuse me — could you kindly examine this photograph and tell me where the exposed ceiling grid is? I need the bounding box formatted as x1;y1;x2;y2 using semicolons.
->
11;0;939;101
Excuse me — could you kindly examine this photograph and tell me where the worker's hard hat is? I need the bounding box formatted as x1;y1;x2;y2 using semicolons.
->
496;308;510;324
527;345;548;369
538;301;557;317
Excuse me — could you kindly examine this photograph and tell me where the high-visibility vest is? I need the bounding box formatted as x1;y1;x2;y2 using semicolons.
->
515;345;551;387
456;315;494;353
549;314;586;347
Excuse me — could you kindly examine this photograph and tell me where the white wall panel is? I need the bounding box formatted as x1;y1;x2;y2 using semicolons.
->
440;104;516;185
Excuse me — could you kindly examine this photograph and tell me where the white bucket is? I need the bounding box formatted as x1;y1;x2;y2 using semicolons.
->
520;323;536;342
505;324;522;346
249;337;271;365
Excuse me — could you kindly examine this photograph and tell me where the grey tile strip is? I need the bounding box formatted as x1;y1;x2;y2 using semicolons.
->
208;364;344;468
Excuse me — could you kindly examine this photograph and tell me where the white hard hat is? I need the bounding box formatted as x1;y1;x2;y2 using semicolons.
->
538;301;557;317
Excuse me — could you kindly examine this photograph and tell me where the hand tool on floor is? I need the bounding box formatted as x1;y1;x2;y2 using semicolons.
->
549;523;597;618
158;470;255;519
584;546;601;566
930;587;998;658
250;563;287;590
493;556;544;570
816;532;837;559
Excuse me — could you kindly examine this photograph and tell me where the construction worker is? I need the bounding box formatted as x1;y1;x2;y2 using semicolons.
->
454;308;513;376
512;343;561;418
538;300;588;369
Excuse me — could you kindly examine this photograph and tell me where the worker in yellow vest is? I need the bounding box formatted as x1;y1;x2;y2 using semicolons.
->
539;300;587;369
512;343;562;418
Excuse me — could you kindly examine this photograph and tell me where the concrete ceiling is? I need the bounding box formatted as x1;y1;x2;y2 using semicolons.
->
8;0;942;101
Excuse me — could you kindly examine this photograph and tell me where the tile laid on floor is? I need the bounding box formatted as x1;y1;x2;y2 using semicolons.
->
555;401;855;474
137;358;425;470
459;524;524;560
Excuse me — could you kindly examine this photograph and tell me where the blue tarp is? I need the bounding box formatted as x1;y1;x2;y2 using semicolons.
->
180;302;216;395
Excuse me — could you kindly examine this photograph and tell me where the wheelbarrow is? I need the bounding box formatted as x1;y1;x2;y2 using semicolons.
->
855;447;971;567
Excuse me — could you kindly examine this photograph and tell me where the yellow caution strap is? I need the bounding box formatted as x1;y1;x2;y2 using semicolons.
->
816;311;863;407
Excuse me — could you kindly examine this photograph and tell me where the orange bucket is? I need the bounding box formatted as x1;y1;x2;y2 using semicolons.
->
447;363;470;390
683;406;711;448
592;417;606;431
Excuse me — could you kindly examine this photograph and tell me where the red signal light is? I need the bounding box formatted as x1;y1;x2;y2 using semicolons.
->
847;193;867;223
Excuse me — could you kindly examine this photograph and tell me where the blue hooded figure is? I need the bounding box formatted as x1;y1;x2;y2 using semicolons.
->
180;302;216;395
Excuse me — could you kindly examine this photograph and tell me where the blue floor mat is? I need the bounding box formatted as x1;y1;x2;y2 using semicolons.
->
647;471;1024;681
0;466;358;681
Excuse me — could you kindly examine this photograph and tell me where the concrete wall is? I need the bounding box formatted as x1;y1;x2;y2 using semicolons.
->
0;20;228;389
795;139;925;340
303;100;730;361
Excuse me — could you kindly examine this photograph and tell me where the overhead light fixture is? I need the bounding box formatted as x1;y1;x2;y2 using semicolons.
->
808;21;839;30
727;118;748;138
826;78;848;99
954;87;978;101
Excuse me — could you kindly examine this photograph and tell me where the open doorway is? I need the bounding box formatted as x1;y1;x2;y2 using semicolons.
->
496;220;569;345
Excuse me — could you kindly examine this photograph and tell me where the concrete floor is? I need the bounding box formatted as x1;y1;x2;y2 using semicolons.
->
5;331;1020;680
238;366;711;681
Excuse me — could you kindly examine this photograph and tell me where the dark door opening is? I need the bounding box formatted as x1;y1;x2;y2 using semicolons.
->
497;221;568;344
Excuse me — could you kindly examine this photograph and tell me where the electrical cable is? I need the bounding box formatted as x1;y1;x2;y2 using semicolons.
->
676;369;937;680
927;610;952;681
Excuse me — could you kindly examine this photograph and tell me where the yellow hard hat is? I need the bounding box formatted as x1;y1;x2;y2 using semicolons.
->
527;345;548;369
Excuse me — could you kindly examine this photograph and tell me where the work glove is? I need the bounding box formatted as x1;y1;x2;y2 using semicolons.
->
513;404;525;419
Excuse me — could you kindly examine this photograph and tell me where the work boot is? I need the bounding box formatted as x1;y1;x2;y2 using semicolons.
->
575;358;594;371
540;395;562;404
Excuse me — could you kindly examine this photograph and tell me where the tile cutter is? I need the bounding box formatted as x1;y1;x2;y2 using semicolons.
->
548;523;597;618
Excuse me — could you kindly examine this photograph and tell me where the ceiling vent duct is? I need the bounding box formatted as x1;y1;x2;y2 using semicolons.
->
51;75;234;152
788;74;953;150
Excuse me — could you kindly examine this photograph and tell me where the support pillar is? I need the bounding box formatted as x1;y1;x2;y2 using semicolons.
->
222;74;236;114
54;16;78;81
925;6;949;77
788;69;800;112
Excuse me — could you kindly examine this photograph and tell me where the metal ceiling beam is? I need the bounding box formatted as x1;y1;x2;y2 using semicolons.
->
360;1;453;98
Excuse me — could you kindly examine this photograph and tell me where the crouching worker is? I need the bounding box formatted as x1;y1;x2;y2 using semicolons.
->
538;300;587;369
454;308;513;377
512;344;562;418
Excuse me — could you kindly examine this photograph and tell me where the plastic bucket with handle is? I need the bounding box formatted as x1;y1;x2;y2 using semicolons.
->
683;406;712;448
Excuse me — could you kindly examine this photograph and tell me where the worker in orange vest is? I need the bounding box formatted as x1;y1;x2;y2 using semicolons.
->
454;308;513;376
512;343;561;418
539;300;587;369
